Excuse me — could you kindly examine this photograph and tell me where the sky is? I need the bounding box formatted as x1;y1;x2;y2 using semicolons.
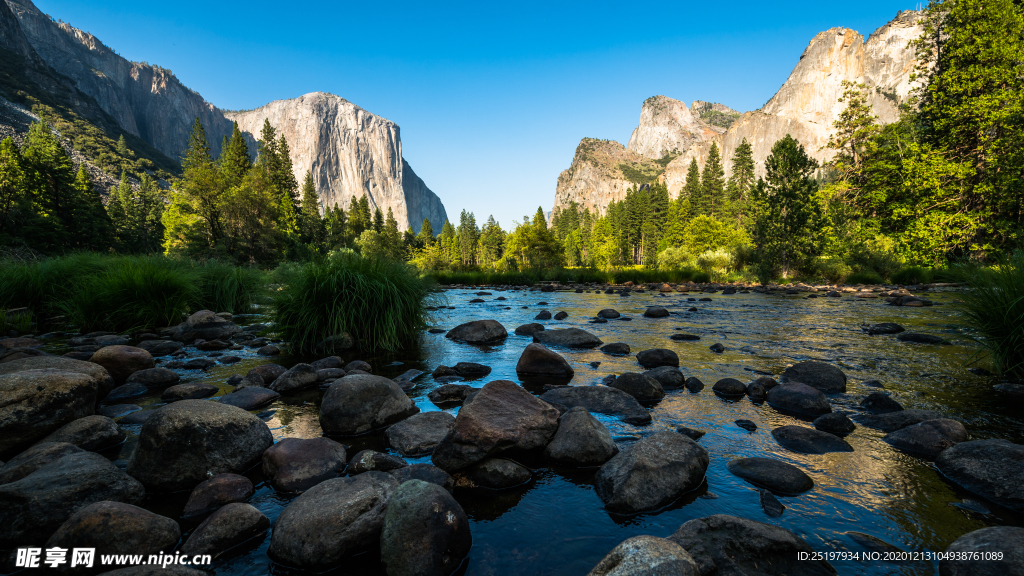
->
37;0;917;228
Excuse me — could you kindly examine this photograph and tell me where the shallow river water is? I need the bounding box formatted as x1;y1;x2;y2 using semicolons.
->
56;287;1024;575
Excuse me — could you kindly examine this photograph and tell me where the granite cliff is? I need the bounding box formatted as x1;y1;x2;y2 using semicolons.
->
1;0;447;230
554;10;924;215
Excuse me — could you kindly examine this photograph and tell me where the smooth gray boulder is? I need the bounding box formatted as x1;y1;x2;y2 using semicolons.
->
726;457;814;494
544;407;619;466
45;501;180;564
319;374;419;436
446;319;508;344
262;437;347;492
432;380;559;471
813;412;856;436
940;526;1024;576
380;480;472;576
0;355;115;399
644;366;684;390
386;411;456;456
595;431;709;513
270;363;319;393
771;426;853;454
643;306;670;318
669;514;835;576
883;418;967;458
181;473;255;518
181;502;270;558
588;535;698;576
90;345;155;386
268;472;399;571
540;386;652;425
515;343;575;380
125;367;180;389
860;391;904;413
609;373;665;403
453;457;531;489
32;415;125;452
136;339;184;356
766;382;832;417
781;361;847;393
218;386;281;410
0;451;144;547
636;349;679;369
0;369;98;454
389;464;455;493
0;441;84;484
348;450;409;474
514;323;545;336
533;328;603;349
161;382;218;402
858;409;942;432
935;439;1024;513
126;400;273;492
712;378;746;397
173;310;241;343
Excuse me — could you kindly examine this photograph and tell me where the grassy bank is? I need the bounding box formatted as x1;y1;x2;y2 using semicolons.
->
426;267;711;286
958;251;1024;379
0;254;266;332
273;252;436;353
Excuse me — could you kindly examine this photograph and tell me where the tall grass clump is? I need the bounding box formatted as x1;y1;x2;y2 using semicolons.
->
60;256;200;332
958;251;1024;379
846;271;885;285
273;252;435;353
891;266;933;285
193;261;266;314
0;253;110;317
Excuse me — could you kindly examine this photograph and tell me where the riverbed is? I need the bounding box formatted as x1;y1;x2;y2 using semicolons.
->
49;286;1024;575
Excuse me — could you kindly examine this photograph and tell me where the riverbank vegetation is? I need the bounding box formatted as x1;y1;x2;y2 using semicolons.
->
958;250;1024;379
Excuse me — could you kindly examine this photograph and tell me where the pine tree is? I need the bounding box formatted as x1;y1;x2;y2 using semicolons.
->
682;159;701;218
700;142;726;217
274;135;300;225
751;135;822;280
416;218;434;247
220;122;252;186
348;196;368;239
373;206;384;233
182;117;212;173
0;137;26;241
298;171;325;247
325;204;348;249
384;207;403;259
116;134;129;156
74;165;114;251
727;138;755;207
22;121;78;250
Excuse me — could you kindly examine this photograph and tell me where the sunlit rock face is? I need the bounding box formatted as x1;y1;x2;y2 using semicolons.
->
555;10;925;213
227;93;447;232
6;0;447;233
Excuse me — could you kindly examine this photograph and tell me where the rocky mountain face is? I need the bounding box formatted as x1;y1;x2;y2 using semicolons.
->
1;0;447;231
554;10;924;215
625;95;718;159
226;94;447;231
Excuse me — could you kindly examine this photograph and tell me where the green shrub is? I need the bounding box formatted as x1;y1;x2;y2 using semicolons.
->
60;256;199;332
957;251;1024;378
815;258;853;283
891;266;933;285
849;234;904;279
846;271;885;285
657;247;695;270
691;271;711;283
192;261;266;314
273;252;435;353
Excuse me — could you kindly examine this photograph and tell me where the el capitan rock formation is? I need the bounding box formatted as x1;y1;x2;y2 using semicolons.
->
2;0;447;231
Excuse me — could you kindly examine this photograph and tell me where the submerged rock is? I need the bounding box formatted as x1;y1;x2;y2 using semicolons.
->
644;366;684;390
668;514;834;576
601;342;631;356
858;409;942;432
453;457;531;489
161;382;218;402
218;386;281;410
940;526;1024;576
446;319;508;344
935;439;1024;514
781;361;847;393
544;406;619;466
588;535;698;576
181;502;269;558
181;473;255;518
813;412;856;436
766;382;832;417
515;343;575;380
771;425;853;454
389;464;454;492
684;377;704;392
883;418;967;458
262;437;347;492
609;373;665;403
514;323;545;336
348;450;409;474
432;380;559;471
898;332;950;344
712;378;746;397
636;349;679;369
380;479;472;576
726;457;814;494
860;391;904;413
533;328;603;348
268;472;399;571
125;367;180;389
386;411;456;456
540;385;652;425
595;431;709;513
319;375;419;436
126;400;273;492
427;383;476;407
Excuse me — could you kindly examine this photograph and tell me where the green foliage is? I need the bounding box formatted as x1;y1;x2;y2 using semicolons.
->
697;109;741;129
60;256;200;332
272;251;434;353
751;135;822;280
696;249;733;279
957;251;1024;378
845;271;884;285
697;143;726;218
191;260;265;314
891;266;933;285
657;246;694;270
813;258;853;283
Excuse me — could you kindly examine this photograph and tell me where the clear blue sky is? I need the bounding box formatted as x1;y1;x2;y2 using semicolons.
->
38;0;914;228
